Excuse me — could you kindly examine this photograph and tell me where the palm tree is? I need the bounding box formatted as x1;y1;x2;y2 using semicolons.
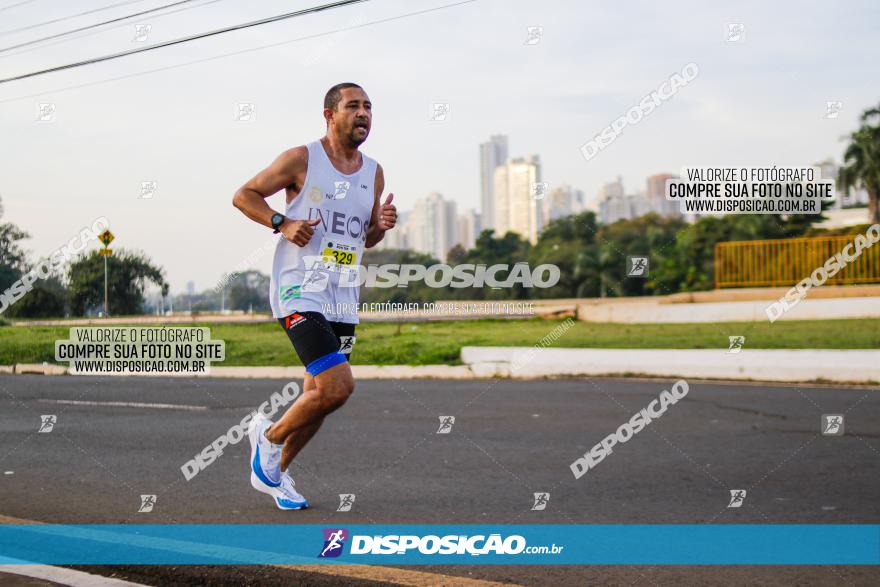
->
839;104;880;223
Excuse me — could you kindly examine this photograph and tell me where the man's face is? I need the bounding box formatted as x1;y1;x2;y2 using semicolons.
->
327;87;372;147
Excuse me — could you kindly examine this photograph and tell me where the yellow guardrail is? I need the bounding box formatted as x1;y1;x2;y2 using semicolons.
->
715;234;880;288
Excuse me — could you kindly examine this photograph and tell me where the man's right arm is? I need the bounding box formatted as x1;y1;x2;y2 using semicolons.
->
232;146;319;246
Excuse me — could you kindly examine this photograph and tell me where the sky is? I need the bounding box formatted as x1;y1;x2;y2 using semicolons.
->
0;0;878;293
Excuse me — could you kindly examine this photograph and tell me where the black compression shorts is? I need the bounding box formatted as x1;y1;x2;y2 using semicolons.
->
277;311;356;376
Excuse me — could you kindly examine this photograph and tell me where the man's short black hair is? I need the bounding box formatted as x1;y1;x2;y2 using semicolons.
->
324;82;363;111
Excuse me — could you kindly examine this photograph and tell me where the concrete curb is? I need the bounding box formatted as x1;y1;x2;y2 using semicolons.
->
3;348;877;383
578;296;880;323
460;347;880;384
0;364;474;380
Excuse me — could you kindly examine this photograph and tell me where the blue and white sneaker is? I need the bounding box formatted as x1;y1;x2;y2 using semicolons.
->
248;412;282;494
273;473;309;510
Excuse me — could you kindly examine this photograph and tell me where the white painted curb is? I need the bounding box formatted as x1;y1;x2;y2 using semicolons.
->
0;563;146;586
4;348;878;383
0;364;474;380
460;347;880;383
579;296;880;323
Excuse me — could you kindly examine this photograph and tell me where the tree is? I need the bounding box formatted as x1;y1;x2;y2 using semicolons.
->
67;249;166;316
0;196;29;292
839;103;880;223
595;213;686;296
528;212;599;298
446;243;467;264
227;270;270;313
5;279;66;318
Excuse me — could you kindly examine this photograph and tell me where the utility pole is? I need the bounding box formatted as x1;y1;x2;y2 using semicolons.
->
104;253;108;316
98;229;115;317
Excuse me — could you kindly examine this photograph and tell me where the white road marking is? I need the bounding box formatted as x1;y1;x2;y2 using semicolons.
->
38;399;208;411
0;563;147;586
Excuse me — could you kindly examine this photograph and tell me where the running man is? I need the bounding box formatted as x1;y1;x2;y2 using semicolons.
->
232;83;397;509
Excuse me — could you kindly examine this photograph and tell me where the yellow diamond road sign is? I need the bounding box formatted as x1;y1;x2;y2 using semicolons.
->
99;230;114;246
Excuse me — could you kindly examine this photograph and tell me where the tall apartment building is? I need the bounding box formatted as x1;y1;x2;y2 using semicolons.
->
411;192;457;260
493;155;543;243
479;134;508;231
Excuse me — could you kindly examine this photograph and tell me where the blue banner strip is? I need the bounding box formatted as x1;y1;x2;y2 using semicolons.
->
0;525;877;565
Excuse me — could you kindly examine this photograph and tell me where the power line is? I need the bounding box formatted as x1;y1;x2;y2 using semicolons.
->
0;0;41;14
0;0;476;102
0;0;370;84
0;0;224;59
0;0;201;53
0;0;151;36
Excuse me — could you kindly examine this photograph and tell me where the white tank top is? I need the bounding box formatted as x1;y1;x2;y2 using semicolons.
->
269;139;377;323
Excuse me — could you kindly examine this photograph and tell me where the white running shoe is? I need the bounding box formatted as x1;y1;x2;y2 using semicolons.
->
273;473;309;510
247;412;282;493
249;470;309;510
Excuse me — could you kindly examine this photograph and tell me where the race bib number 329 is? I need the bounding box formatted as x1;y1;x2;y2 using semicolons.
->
319;237;360;272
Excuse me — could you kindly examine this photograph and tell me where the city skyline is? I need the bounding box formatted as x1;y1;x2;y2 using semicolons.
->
1;0;877;294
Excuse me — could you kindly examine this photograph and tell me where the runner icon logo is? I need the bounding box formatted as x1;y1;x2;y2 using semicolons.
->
337;494;356;512
330;181;350;200
38;415;56;433
531;492;550;511
727;490;746;508
821;414;844;436
437;416;455;434
728;336;745;354
338;336;355;355
627;256;649;277
139;494;157;513
319;528;348;558
303;263;330;292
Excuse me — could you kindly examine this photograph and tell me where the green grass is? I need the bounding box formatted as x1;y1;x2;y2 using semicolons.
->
1;317;878;367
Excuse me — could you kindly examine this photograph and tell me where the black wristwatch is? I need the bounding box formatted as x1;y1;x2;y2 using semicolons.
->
271;213;286;233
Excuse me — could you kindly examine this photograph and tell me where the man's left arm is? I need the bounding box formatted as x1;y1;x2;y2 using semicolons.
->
365;163;397;248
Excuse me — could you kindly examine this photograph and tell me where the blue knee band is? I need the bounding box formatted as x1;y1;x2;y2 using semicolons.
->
306;351;347;376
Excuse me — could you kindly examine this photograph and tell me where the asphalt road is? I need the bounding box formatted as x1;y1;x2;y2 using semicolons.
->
0;374;878;586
